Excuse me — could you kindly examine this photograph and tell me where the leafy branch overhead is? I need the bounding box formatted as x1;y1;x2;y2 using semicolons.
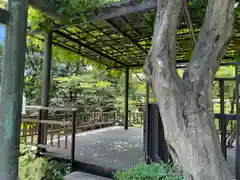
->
56;0;121;17
28;0;121;30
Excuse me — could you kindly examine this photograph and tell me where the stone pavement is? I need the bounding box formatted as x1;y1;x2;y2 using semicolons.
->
64;171;112;180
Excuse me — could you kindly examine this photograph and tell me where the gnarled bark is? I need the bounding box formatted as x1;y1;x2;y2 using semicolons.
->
144;0;235;179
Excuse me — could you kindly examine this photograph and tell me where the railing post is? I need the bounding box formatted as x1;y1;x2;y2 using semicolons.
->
114;111;116;125
128;110;132;127
71;110;76;171
37;109;43;155
219;79;227;160
124;68;129;130
117;108;120;124
144;81;150;162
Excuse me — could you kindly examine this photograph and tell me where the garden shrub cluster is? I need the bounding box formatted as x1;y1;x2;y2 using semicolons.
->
19;145;71;180
114;162;183;180
19;145;183;180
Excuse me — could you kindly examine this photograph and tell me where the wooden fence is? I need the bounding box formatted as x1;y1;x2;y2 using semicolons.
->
20;107;119;150
128;111;144;126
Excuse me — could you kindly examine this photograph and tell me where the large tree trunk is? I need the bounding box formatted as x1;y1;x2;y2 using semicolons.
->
144;0;235;180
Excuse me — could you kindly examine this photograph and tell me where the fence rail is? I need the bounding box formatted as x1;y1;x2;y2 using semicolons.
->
20;109;120;149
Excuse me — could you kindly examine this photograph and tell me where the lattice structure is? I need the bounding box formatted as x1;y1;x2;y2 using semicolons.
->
30;2;239;69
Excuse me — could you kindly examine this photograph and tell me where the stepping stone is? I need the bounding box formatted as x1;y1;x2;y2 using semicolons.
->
64;171;112;180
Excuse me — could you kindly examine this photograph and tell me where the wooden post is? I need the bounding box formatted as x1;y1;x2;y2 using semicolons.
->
145;104;169;163
37;109;43;155
39;30;52;152
71;111;76;171
146;103;158;163
41;30;52;108
0;0;28;179
124;68;129;130
144;81;149;161
219;79;227;160
235;63;240;180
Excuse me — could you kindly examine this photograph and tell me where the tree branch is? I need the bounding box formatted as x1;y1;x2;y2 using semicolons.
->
144;0;183;91
144;1;188;133
183;0;235;83
183;0;196;45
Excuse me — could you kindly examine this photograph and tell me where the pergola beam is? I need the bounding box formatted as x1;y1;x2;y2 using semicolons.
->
63;26;127;62
105;19;148;55
120;15;142;37
139;12;153;31
28;0;157;35
0;8;10;26
54;30;127;66
88;23;139;64
34;35;111;66
129;60;191;68
109;56;236;69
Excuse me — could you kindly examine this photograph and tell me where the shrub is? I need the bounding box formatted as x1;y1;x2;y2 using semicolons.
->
19;145;71;180
114;162;183;180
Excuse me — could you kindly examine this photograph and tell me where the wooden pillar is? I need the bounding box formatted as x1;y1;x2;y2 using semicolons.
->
38;30;52;152
124;68;129;130
0;0;28;179
41;30;52;107
235;63;240;180
145;103;169;164
147;104;158;163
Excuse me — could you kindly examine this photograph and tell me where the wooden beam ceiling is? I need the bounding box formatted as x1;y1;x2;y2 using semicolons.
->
104;19;148;55
54;30;127;66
